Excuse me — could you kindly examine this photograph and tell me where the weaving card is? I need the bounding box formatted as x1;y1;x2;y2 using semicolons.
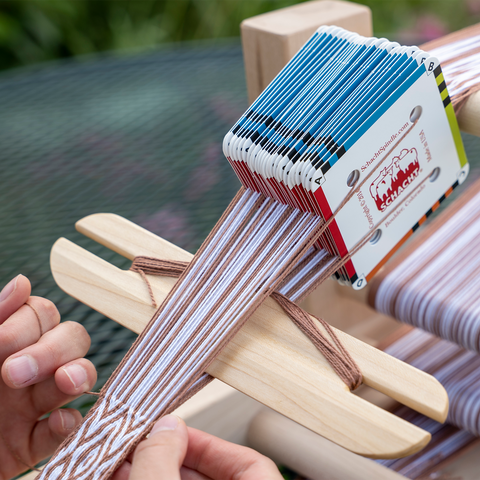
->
229;27;343;191
281;37;386;209
225;28;331;186
311;54;467;287
294;40;412;275
306;45;424;279
224;26;468;288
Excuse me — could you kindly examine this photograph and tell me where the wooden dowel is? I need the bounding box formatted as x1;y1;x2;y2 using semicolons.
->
458;91;480;137
247;409;407;480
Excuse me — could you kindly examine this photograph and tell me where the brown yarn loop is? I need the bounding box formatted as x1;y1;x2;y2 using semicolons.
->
130;255;363;391
130;257;189;277
271;292;363;390
130;257;189;308
25;302;43;337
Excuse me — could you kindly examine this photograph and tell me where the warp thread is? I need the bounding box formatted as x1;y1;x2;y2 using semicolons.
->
37;188;326;479
377;327;480;479
35;167;431;478
130;256;363;390
375;182;480;352
423;23;480;112
35;105;438;478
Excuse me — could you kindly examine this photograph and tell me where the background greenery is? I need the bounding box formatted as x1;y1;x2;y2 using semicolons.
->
0;0;478;71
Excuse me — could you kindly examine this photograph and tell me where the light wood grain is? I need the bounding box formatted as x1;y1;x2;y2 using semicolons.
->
241;0;372;104
50;213;448;458
248;409;407;480
18;470;39;479
458;91;480;137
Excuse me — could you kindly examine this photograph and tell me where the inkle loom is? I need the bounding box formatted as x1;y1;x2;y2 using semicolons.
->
36;26;470;478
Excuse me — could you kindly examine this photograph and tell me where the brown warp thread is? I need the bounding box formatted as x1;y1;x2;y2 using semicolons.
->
130;258;188;308
39;190;325;479
39;122;430;476
127;168;435;392
124;118;423;392
24;302;43;337
130;255;363;391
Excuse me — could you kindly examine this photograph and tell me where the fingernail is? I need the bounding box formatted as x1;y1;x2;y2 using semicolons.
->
6;355;38;386
151;415;179;435
63;364;88;390
0;276;18;303
59;410;76;431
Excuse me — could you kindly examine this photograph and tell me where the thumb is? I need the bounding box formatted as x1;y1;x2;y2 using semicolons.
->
130;415;188;480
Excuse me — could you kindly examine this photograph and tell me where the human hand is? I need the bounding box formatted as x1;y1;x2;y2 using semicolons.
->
0;275;97;478
113;414;283;480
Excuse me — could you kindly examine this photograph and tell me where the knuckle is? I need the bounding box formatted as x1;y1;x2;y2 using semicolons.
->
31;296;61;327
62;321;91;347
0;328;20;354
249;453;278;475
41;338;61;366
258;456;277;471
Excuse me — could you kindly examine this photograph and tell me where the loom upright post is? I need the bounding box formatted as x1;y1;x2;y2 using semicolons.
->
241;0;372;105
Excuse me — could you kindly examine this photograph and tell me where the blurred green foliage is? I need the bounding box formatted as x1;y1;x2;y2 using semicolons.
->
0;0;478;70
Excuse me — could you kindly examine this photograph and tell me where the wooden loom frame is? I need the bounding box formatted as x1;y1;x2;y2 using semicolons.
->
239;2;480;479
21;1;480;478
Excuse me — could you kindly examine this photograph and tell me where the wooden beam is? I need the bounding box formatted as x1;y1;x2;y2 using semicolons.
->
458;92;480;137
247;409;407;479
241;0;372;104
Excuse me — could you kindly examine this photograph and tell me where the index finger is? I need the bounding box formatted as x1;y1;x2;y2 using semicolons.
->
0;275;31;324
184;428;282;480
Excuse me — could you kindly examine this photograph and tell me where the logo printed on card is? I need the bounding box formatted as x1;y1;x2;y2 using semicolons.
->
369;148;420;212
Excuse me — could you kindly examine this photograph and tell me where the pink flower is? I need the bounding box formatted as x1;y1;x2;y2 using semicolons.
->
416;14;448;42
467;0;480;15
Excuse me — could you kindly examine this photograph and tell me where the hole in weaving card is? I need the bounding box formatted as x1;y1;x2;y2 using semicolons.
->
429;167;441;182
409;105;422;123
369;229;382;245
346;170;360;187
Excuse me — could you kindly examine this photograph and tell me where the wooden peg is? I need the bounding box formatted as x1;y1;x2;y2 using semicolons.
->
241;0;372;104
458;92;480;137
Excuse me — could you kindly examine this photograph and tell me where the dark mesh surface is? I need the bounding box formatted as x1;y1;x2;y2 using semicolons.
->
1;40;480;416
0;40;245;410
